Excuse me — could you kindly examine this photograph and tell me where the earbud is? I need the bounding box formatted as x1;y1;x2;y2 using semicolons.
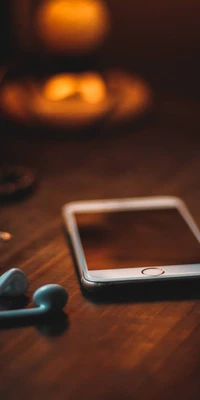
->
0;268;29;296
0;284;68;321
33;285;68;313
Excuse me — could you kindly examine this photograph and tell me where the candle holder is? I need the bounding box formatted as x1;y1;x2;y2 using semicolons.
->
0;1;153;132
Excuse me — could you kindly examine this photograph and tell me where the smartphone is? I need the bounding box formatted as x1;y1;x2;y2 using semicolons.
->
62;196;200;291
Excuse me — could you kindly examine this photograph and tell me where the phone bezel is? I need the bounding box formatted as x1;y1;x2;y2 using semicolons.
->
62;196;200;291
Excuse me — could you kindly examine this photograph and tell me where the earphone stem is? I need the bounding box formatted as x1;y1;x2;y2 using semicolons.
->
0;306;48;322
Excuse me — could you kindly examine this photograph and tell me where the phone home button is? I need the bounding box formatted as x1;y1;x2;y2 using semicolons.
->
142;267;164;276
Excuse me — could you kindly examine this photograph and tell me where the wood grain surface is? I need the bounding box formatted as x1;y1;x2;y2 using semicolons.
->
1;89;200;400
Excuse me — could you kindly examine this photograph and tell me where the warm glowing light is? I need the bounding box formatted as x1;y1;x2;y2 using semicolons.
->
43;72;106;104
43;74;77;101
35;0;110;54
79;73;106;104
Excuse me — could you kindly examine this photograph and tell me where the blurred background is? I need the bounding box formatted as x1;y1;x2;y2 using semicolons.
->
1;0;200;95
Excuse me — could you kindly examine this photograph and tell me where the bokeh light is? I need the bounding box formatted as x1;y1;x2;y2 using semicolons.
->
35;0;110;54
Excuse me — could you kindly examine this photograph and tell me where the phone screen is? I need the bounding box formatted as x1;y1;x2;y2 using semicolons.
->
75;208;200;270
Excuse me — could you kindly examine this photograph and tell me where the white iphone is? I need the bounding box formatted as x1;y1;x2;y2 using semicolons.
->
62;196;200;291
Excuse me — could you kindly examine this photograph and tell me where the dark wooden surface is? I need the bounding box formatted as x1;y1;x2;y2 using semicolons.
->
1;88;200;400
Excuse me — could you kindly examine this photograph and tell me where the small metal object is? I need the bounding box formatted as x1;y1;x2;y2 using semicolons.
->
0;165;37;200
0;231;13;242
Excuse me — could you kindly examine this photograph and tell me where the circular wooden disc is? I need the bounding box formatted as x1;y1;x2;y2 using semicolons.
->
0;74;117;129
106;70;153;125
0;70;153;131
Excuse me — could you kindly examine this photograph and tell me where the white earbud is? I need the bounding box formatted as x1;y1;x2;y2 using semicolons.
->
0;268;29;296
0;269;68;322
0;284;68;321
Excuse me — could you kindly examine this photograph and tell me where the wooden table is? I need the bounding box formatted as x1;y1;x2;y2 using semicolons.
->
1;89;200;400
